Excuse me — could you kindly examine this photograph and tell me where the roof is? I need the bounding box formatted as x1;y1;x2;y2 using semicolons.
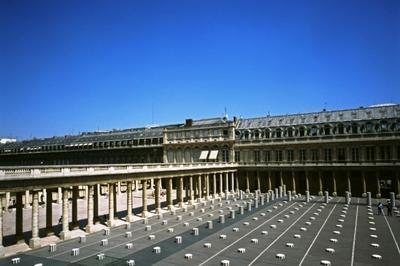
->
0;126;164;150
237;104;400;129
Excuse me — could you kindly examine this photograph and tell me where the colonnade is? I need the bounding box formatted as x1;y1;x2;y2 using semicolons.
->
0;171;237;255
241;169;400;199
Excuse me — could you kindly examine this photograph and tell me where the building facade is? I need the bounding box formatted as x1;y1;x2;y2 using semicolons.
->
1;104;400;198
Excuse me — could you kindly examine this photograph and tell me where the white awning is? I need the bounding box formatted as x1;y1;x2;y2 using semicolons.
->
209;150;219;160
199;150;209;160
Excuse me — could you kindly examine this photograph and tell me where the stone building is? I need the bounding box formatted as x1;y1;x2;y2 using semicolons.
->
1;104;399;198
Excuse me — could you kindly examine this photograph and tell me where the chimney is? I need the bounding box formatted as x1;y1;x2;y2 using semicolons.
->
185;119;193;127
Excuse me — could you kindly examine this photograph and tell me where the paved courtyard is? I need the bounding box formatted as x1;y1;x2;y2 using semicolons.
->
1;193;399;265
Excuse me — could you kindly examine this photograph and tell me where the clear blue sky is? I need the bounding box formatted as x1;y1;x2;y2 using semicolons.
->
0;0;399;140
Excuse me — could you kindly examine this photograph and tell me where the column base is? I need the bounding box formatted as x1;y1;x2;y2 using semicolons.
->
142;211;148;218
318;191;323;196
155;208;162;214
168;205;174;210
376;193;381;199
0;245;5;257
245;189;250;193
292;191;296;195
107;219;116;227
86;224;95;233
59;230;71;240
362;193;367;198
396;194;400;199
29;237;41;249
178;202;184;208
332;192;337;197
125;215;134;223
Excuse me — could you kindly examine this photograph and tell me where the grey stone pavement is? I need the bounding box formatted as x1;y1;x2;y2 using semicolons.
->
1;192;399;266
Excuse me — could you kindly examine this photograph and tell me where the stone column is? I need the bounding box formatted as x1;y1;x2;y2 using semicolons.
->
256;171;261;192
71;186;79;229
213;173;217;198
362;171;367;197
318;171;323;196
292;171;296;194
246;172;250;193
86;185;94;233
142;180;148;217
57;187;62;204
0;194;4;257
347;171;352;194
155;178;161;213
376;172;381;198
134;180;138;191
117;182;121;195
396;172;400;199
150;178;154;191
189;176;194;204
305;171;310;193
205;174;210;200
197;175;202;199
235;173;240;193
15;192;24;243
29;190;41;248
24;190;30;209
5;192;10;210
225;172;229;196
126;181;133;222
93;184;99;224
60;188;71;240
268;171;272;191
280;171;284;186
107;183;115;227
45;189;53;235
178;177;184;207
219;173;223;196
332;171;337;196
167;177;173;209
231;172;235;194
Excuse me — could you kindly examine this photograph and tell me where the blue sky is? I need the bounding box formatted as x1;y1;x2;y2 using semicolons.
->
0;0;399;140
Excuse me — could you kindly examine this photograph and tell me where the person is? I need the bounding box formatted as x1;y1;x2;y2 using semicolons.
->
377;202;383;215
387;201;393;216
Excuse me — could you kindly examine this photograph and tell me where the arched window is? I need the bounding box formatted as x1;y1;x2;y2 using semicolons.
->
324;124;331;135
276;128;282;138
365;122;373;133
380;120;388;131
351;123;358;134
299;127;305;137
287;127;293;137
244;131;249;140
337;123;344;134
265;129;270;138
310;126;318;136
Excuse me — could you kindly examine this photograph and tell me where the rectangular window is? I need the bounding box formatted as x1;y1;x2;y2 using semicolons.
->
324;148;332;162
380;146;391;160
311;149;319;162
264;150;271;162
366;147;375;161
299;149;306;162
235;151;240;162
254;150;260;162
287;150;294;162
276;150;283;162
351;147;359;162
337;148;346;162
222;150;229;162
